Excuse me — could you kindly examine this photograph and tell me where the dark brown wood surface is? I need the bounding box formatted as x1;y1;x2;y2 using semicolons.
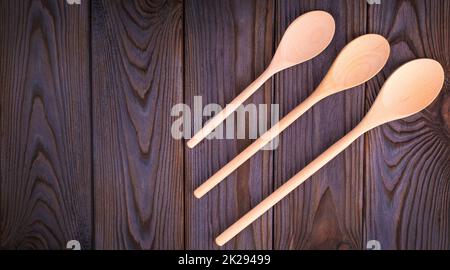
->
273;0;366;250
0;0;91;249
184;0;274;250
91;0;184;249
0;0;449;250
364;0;450;250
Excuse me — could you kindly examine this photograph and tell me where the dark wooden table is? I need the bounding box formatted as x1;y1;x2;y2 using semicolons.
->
1;0;449;250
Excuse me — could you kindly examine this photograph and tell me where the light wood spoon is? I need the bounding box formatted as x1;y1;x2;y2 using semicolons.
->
215;58;445;246
194;34;390;198
186;10;335;148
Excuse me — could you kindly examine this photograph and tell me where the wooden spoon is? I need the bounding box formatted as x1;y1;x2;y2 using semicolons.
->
194;34;390;198
215;58;445;246
186;10;335;148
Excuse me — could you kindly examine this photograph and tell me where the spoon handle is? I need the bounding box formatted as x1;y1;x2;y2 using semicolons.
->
215;122;369;246
194;92;323;198
187;68;275;148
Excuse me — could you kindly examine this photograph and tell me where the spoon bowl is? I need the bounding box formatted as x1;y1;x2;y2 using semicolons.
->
319;34;390;94
271;10;335;70
367;59;445;125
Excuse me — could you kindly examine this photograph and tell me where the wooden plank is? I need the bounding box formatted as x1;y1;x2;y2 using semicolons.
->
91;0;184;249
185;0;274;249
0;0;91;249
273;0;366;249
365;0;450;249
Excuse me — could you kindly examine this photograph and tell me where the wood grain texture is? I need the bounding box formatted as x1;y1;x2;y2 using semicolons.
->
1;0;449;250
0;0;91;249
91;0;184;249
184;0;274;249
365;0;450;249
273;0;366;250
